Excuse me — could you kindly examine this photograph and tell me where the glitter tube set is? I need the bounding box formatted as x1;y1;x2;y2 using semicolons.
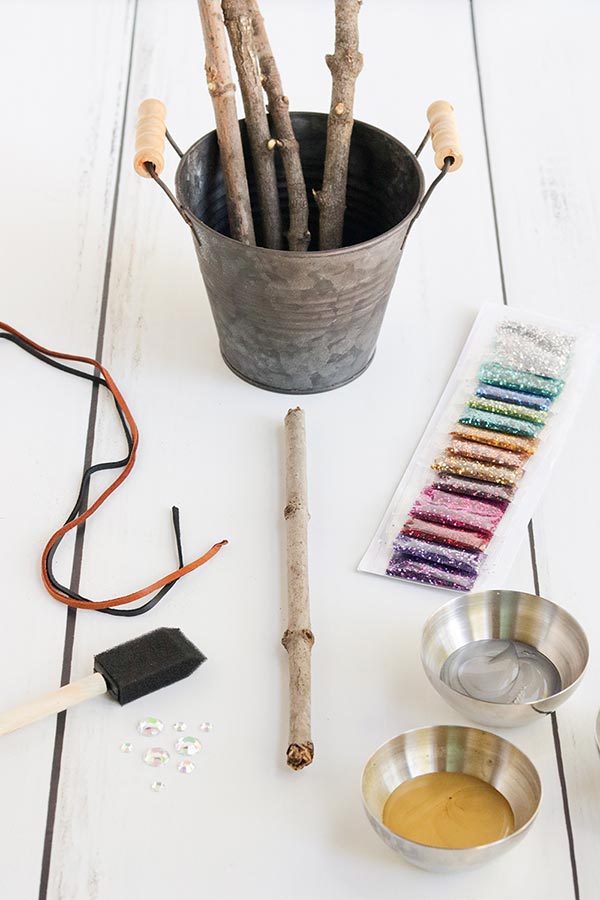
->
360;307;597;591
384;319;573;590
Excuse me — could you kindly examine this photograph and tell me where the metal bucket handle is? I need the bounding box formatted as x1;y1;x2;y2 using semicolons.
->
133;98;463;247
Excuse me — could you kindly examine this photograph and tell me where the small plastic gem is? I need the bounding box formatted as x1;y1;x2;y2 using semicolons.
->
199;721;213;733
173;722;187;732
120;742;133;753
137;716;164;737
175;736;202;756
151;781;166;792
178;759;196;774
143;747;170;767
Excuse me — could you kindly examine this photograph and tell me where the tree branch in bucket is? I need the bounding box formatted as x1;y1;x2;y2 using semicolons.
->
283;407;314;770
197;0;256;245
248;0;310;252
222;0;282;250
315;0;364;250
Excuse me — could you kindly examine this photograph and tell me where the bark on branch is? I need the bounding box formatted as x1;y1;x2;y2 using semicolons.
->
197;0;255;244
248;0;310;252
222;0;282;250
315;0;363;250
283;407;314;770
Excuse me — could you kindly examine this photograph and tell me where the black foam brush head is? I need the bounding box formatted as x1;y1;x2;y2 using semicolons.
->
94;627;206;705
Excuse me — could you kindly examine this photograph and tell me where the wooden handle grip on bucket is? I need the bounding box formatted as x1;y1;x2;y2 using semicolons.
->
426;100;463;172
134;98;167;178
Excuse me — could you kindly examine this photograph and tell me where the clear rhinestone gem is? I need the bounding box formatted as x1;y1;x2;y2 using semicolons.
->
137;716;164;737
175;736;202;756
178;759;196;775
199;721;213;733
143;747;170;767
173;721;187;732
120;742;133;753
151;781;166;792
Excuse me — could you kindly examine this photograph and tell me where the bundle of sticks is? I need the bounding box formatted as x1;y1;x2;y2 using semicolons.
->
197;0;363;252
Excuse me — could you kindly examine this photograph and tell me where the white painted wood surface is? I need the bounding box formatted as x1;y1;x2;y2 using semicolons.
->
0;1;597;898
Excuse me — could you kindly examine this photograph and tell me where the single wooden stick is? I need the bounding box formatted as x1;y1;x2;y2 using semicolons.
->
283;407;314;770
222;0;282;250
197;0;256;245
0;673;107;737
248;0;310;252
315;0;363;250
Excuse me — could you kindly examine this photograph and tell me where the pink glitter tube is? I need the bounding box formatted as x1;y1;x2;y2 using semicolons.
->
410;487;505;537
402;517;491;551
422;486;505;520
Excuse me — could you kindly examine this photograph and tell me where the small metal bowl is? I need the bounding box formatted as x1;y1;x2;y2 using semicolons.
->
421;590;589;727
361;725;541;872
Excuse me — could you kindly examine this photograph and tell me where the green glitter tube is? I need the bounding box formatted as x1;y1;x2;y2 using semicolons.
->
459;409;541;438
479;361;564;398
467;396;548;426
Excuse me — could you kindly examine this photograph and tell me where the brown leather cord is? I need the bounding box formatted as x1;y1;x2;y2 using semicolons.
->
0;320;227;611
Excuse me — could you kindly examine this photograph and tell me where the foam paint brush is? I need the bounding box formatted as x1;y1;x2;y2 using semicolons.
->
0;628;206;737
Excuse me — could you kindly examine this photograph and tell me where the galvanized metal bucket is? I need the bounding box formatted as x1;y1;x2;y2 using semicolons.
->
160;112;447;393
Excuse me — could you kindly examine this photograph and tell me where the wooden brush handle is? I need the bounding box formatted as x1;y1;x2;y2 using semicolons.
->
134;98;167;178
426;100;463;172
0;672;107;737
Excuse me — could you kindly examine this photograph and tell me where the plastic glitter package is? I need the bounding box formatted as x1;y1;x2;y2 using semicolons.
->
359;305;598;592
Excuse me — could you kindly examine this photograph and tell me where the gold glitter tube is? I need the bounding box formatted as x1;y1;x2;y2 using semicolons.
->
432;451;524;486
451;423;539;456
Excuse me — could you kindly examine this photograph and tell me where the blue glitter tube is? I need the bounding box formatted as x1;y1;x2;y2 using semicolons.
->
474;382;552;411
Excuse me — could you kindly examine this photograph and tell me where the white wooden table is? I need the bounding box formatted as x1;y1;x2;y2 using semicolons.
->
1;1;598;897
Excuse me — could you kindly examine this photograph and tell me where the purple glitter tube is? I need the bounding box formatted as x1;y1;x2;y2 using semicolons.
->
390;534;484;576
386;557;476;591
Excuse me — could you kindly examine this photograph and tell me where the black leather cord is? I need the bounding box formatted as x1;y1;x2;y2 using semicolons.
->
1;330;183;616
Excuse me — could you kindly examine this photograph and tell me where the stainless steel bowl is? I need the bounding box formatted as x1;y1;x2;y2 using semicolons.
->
421;590;589;727
361;725;541;872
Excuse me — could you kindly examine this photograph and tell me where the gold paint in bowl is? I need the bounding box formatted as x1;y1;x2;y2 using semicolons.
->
361;725;541;872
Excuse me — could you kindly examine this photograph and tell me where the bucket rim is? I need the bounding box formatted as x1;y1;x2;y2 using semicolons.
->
174;110;425;257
